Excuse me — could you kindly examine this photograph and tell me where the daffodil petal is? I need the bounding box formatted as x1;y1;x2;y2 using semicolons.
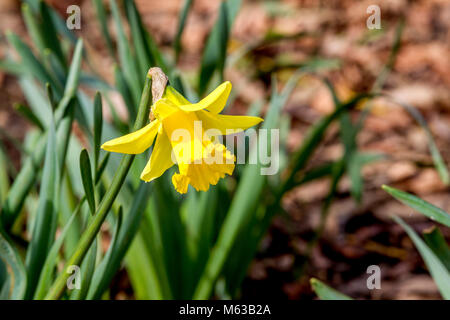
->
171;143;235;194
163;86;190;106
196;110;263;135
172;173;190;194
140;130;174;182
101;120;159;154
152;98;179;120
177;81;231;113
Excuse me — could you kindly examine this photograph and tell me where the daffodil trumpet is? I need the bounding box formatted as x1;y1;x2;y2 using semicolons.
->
102;81;263;194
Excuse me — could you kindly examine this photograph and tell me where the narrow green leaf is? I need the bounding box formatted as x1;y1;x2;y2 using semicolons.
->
198;1;228;95
21;3;46;57
126;189;173;299
383;185;450;227
103;94;129;134
33;201;83;299
25;115;60;299
55;39;83;120
87;201;130;299
0;262;9;299
292;161;341;187
69;238;97;300
0;228;27;299
0;59;26;76
123;0;169;72
79;73;113;91
2;137;44;229
394;216;450;299
310;278;352;300
124;0;151;83
283;93;372;192
347;152;383;202
0;145;10;204
335;105;362;202
323;78;341;106
39;1;66;67
114;65;136;122
44;50;66;87
75;91;98;134
174;0;193;62
19;77;52;128
198;0;241;95
92;0;115;58
1;98;75;229
22;0;39;11
109;0;141;104
13;103;45;131
80;150;95;215
95;153;110;184
423;227;450;271
144;32;169;73
183;188;222;297
56;101;76;176
46;83;57;112
93;92;103;169
6;31;59;91
48;3;78;44
389;99;449;185
126;229;168;299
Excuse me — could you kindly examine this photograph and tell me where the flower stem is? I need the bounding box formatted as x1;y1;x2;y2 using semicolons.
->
44;74;154;300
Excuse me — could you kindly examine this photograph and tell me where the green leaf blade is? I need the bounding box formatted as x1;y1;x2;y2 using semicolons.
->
394;216;450;300
80;149;96;215
93;92;103;169
0;230;27;300
383;185;450;227
25;116;60;299
310;278;353;300
423;227;450;271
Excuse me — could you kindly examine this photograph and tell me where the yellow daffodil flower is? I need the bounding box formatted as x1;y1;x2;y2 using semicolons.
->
101;81;263;194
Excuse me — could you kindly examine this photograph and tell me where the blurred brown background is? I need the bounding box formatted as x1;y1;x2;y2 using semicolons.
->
1;0;450;299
